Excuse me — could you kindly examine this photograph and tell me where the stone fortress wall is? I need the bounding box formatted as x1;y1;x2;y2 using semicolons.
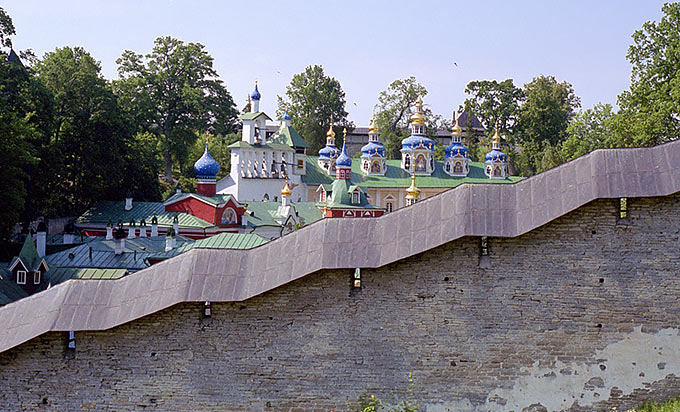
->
0;142;680;411
0;195;679;411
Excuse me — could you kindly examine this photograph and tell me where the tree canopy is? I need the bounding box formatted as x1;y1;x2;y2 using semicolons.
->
374;76;444;159
116;36;238;181
617;2;680;146
276;65;351;153
463;79;524;136
0;6;15;48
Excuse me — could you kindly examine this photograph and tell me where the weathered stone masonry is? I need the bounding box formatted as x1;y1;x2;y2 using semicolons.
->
1;196;679;411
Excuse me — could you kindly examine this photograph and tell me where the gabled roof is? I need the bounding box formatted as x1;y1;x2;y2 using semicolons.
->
7;49;24;68
456;110;485;131
9;236;44;272
240;112;272;121
244;201;323;228
270;125;310;149
303;156;524;189
320;178;379;210
0;141;677;353
77;201;214;229
164;192;241;208
149;232;269;261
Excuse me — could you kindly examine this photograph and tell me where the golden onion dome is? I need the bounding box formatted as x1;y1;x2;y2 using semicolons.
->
492;129;501;144
411;96;426;125
281;180;292;197
368;115;379;134
326;115;335;138
405;174;421;200
452;116;462;135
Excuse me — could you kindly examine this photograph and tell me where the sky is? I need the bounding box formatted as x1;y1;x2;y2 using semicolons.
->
3;0;669;125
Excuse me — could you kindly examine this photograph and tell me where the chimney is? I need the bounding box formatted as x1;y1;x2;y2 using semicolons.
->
36;221;47;258
139;221;147;238
125;197;133;211
106;220;113;240
165;229;176;252
113;227;126;255
172;216;179;236
63;223;75;245
127;221;136;239
151;216;159;237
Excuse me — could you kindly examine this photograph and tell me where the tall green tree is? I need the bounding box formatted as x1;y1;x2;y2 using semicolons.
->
35;47;157;216
463;79;524;136
511;75;580;175
617;2;680;146
276;64;351;153
562;103;618;161
374;76;444;159
516;75;580;146
0;6;15;48
116;36;238;181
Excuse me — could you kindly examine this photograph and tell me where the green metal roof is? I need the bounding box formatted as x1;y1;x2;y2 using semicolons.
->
47;267;128;283
9;236;43;271
240;112;272;121
269;125;310;148
302;156;525;188
244;201;324;228
149;232;269;261
164;193;237;207
227;140;292;151
320;178;380;210
44;236;193;271
0;279;28;306
77;201;214;229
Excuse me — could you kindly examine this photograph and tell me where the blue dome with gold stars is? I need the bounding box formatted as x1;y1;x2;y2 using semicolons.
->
445;142;469;159
361;141;386;158
194;145;220;178
401;135;435;151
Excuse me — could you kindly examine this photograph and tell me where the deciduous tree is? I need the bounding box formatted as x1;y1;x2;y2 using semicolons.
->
374;76;444;159
276;64;351;153
617;2;680;146
116;37;238;181
463;79;524;136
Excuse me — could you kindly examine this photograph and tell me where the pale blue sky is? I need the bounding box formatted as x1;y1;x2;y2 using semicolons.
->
3;1;668;124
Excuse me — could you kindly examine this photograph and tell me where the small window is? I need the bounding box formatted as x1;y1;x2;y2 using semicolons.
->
320;191;326;202
17;270;26;285
34;270;41;284
67;331;76;349
353;268;361;288
297;159;304;170
352;192;359;204
619;198;628;219
386;202;394;213
480;236;489;256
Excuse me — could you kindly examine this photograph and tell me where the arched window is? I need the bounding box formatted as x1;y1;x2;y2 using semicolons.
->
263;193;270;201
352;192;359;204
445;162;451;172
454;162;463;174
494;166;502;177
404;154;411;169
221;208;238;225
415;154;427;172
